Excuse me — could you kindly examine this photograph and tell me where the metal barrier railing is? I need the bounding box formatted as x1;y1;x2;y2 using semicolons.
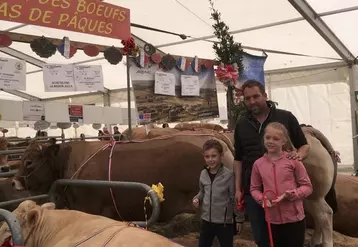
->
0;134;123;156
0;149;26;156
0;170;17;178
6;134;123;143
0;179;160;228
0;209;24;245
6;136;62;142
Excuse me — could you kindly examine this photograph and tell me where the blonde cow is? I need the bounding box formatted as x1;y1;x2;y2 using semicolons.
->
286;125;339;247
0;200;183;247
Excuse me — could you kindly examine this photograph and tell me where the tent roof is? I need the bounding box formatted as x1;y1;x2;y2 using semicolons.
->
0;0;356;100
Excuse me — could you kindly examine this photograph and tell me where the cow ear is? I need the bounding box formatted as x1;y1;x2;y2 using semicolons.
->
25;209;40;226
41;202;56;210
45;144;60;157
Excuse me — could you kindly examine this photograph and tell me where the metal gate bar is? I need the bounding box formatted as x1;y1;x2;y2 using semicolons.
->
0;209;24;245
0;179;160;228
48;179;160;227
0;170;18;178
0;194;49;208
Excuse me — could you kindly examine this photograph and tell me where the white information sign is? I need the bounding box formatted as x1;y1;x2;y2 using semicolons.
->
181;75;200;96
43;64;75;92
154;71;175;96
74;65;104;91
0;57;26;90
23;101;45;121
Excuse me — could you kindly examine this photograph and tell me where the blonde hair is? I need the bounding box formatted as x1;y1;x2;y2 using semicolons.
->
264;122;294;152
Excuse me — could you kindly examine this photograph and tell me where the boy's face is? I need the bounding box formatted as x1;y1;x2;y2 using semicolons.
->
203;148;222;169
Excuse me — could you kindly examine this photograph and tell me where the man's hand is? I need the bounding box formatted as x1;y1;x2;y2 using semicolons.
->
236;222;243;235
331;151;341;163
192;199;199;208
235;190;242;206
286;151;303;161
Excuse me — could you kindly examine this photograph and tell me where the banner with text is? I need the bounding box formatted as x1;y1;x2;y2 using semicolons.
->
0;0;130;40
130;59;219;124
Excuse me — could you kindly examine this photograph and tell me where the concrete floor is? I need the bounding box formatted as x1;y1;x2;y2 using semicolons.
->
338;165;355;176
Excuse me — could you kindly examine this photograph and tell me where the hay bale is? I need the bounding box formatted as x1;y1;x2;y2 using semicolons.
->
165;214;358;247
150;213;201;238
172;221;358;247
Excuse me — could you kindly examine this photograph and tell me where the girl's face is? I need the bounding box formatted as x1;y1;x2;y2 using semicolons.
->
203;148;222;170
264;127;286;154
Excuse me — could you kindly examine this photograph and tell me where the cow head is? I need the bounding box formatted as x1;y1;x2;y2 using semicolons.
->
0;200;55;246
12;142;61;193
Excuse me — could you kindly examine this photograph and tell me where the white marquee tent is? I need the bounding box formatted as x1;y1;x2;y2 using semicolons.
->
0;0;357;167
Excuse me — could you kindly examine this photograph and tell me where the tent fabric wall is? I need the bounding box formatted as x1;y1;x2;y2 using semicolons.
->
267;66;353;166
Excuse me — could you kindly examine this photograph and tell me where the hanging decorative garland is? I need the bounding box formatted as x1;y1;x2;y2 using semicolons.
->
150;53;162;64
176;56;190;72
191;56;200;73
121;37;138;56
161;54;176;70
104;46;123;65
30;36;57;58
0;34;12;47
57;37;77;59
144;43;156;56
208;0;245;128
135;48;150;68
83;45;100;57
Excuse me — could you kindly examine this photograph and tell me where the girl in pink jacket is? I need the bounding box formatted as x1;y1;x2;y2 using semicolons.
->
250;122;312;247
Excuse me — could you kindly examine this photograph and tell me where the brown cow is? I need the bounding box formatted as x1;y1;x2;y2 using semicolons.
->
173;123;224;132
11;134;234;222
147;128;234;154
0;178;32;211
0;200;183;247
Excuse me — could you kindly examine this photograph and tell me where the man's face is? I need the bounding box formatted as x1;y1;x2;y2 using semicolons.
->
243;86;267;115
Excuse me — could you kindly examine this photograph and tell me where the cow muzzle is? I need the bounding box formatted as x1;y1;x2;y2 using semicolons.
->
11;178;25;191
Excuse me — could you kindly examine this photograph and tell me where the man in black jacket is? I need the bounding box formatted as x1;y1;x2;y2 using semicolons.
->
233;80;310;247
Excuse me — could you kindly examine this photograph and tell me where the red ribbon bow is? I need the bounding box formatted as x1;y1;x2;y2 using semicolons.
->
121;37;136;55
215;63;239;87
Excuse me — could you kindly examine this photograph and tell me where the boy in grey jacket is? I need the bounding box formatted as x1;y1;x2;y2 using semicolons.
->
193;139;244;247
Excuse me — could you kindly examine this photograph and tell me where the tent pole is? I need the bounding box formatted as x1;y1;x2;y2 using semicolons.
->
126;54;132;140
349;65;358;173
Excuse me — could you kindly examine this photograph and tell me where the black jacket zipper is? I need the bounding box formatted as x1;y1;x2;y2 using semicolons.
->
224;207;227;227
209;180;213;222
207;166;222;223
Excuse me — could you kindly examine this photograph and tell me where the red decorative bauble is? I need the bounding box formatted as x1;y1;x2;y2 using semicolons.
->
203;60;214;68
83;45;100;57
0;34;12;47
69;44;77;58
150;53;162;64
